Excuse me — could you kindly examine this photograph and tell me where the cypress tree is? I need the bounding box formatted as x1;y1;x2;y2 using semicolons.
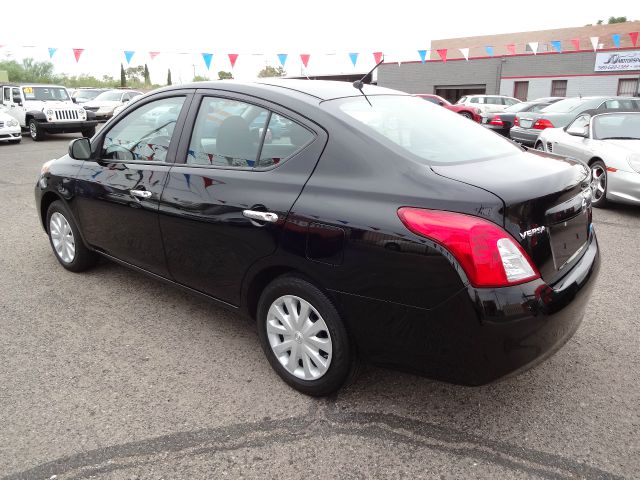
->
144;64;150;86
167;69;172;86
120;63;126;87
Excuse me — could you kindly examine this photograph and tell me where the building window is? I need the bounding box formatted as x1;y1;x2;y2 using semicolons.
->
551;80;568;97
513;81;529;101
617;78;639;96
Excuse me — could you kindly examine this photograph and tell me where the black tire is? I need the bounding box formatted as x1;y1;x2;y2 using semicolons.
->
81;126;96;138
256;275;358;396
534;141;545;151
590;160;609;208
29;119;46;141
46;200;97;272
459;111;473;119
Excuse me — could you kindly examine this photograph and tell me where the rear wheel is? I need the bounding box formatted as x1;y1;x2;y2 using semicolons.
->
29;119;45;141
46;200;97;272
256;275;358;396
590;160;609;208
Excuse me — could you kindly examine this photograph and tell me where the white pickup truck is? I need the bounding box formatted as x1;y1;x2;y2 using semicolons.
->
0;83;98;141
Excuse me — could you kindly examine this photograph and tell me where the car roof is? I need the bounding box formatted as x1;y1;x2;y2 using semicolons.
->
1;84;67;88
576;109;640;117
160;79;405;102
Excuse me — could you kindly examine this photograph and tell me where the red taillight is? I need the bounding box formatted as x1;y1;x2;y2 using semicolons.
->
397;208;540;288
489;116;504;126
533;119;554;130
514;117;520;127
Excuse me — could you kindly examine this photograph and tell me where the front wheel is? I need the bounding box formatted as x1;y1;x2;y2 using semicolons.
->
29;119;45;141
81;126;96;138
256;275;358;396
46;200;97;272
534;141;545;151
459;111;473;120
590;160;609;208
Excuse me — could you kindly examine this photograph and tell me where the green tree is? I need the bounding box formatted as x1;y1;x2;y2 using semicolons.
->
0;58;59;83
125;65;145;83
608;16;627;24
143;64;150;86
257;65;286;78
218;70;233;80
167;69;172;86
596;19;604;25
192;75;210;82
120;63;126;87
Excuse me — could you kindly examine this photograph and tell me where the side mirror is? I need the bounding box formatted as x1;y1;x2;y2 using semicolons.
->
566;125;588;138
71;97;77;103
69;137;92;160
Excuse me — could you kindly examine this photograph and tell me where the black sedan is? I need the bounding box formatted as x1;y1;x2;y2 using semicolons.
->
35;80;600;396
481;99;562;137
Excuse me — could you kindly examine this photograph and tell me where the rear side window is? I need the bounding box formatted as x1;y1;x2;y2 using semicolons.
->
604;99;640;109
187;97;314;169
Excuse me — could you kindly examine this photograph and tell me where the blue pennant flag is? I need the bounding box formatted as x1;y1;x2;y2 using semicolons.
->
418;49;427;63
349;52;358;66
484;46;494;56
277;53;288;67
48;47;57;59
124;50;135;64
550;41;562;53
202;52;213;70
612;34;621;48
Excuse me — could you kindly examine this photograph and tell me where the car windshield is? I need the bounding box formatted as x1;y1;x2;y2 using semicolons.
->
592;113;640;140
22;86;69;101
94;91;125;101
329;95;521;164
541;98;596;113
75;90;102;100
504;102;534;113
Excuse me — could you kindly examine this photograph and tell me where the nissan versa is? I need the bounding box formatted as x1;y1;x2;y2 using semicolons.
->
35;80;600;396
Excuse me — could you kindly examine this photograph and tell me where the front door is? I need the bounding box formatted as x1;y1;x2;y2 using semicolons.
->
73;93;191;276
159;93;325;305
3;87;25;125
553;114;592;161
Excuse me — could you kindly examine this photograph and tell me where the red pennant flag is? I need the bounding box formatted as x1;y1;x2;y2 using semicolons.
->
73;48;84;62
149;51;160;60
506;44;516;55
436;49;447;62
630;32;639;47
228;53;239;69
571;38;580;51
373;51;383;64
300;54;310;68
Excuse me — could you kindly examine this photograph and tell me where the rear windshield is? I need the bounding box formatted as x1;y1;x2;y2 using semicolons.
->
504;102;534;113
541;98;600;113
328;95;521;164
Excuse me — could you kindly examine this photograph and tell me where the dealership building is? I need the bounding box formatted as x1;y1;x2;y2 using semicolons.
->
377;22;640;103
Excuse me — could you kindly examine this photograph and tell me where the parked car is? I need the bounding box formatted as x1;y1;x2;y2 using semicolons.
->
112;93;144;118
82;89;143;120
35;80;599;396
538;110;640;207
455;94;521;114
0;83;97;141
71;88;107;104
481;99;562;137
414;94;481;121
0;107;22;143
510;96;640;148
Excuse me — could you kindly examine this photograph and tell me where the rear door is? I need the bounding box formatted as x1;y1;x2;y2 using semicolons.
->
159;91;326;305
74;91;192;276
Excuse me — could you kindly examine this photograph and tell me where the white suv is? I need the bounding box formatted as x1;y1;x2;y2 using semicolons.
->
456;95;521;114
0;84;98;141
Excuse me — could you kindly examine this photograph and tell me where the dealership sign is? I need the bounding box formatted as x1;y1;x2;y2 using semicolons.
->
595;51;640;71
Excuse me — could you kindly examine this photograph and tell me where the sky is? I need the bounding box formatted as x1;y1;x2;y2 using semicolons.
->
0;0;638;84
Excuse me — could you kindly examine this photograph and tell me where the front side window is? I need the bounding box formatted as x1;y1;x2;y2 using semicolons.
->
101;96;185;162
331;95;521;165
567;114;590;134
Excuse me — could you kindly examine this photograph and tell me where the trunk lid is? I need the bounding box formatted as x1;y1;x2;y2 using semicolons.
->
431;150;592;284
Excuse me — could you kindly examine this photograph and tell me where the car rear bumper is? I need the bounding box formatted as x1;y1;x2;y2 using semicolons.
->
607;169;640;205
509;126;540;146
332;226;599;385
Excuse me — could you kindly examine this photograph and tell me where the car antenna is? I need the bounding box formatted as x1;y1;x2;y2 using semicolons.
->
352;54;384;107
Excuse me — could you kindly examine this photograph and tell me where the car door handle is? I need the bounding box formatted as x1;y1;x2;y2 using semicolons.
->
130;189;152;199
242;210;278;223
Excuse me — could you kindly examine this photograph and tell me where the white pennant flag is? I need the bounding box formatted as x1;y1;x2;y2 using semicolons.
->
459;48;470;61
528;42;539;55
590;36;599;51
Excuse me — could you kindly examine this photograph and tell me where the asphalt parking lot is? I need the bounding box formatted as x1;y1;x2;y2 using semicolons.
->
0;133;638;480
